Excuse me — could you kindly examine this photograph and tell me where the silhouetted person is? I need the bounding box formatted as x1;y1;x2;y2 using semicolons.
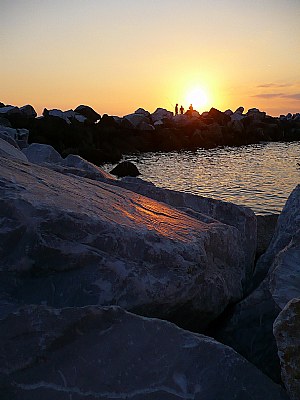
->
175;104;178;115
180;105;184;114
189;104;194;112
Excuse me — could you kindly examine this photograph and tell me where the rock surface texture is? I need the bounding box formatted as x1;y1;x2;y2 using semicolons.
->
274;298;300;400
0;150;252;330
0;305;289;400
215;185;300;383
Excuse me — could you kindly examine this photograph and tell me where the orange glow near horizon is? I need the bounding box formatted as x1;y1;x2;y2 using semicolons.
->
1;1;299;118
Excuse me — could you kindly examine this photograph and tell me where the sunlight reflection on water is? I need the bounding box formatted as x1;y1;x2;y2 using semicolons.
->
105;142;300;215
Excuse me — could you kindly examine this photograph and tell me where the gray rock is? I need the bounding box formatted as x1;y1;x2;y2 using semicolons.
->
22;143;63;164
255;184;300;284
122;112;150;129
19;104;37;118
151;108;173;123
215;185;300;382
74;105;101;123
0;137;27;162
256;214;279;258
274;298;300;400
0;305;289;400
115;177;257;292
61;154;115;181
0;155;250;329
110;161;140;177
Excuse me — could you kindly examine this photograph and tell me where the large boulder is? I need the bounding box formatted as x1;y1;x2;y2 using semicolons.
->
110;161;140;177
0;155;251;330
114;177;257;292
151;107;173;123
215;185;300;382
255;184;300;285
0;138;27;162
0;305;289;400
19;104;37;119
22;143;63;164
74;105;101;123
122;112;151;129
273;298;300;400
256;214;279;258
206;107;231;125
61;154;115;181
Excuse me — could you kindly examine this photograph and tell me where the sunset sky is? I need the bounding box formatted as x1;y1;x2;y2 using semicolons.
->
1;0;300;117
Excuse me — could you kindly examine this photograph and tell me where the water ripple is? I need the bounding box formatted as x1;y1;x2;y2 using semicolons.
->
104;142;300;215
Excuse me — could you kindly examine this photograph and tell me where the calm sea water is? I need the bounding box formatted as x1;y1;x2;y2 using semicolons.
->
104;142;300;215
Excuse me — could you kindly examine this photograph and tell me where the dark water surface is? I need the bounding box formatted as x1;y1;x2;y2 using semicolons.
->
104;142;300;215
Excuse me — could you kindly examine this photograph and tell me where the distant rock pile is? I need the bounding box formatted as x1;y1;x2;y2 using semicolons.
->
0;125;299;398
0;101;300;165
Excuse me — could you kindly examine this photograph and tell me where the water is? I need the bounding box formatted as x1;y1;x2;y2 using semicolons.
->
104;142;300;215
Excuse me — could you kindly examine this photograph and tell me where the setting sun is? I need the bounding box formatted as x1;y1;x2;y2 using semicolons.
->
185;88;209;112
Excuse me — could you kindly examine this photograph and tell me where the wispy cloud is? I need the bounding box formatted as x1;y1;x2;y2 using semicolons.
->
257;83;292;88
252;93;300;101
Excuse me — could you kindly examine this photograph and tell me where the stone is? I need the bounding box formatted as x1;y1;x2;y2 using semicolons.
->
134;107;151;117
0;137;27;162
256;214;279;258
151;107;173;123
43;108;72;124
0;305;289;400
22;143;63;165
115;177;257;292
138;121;155;131
74;105;101;123
110;161;140;177
0;116;12;127
247;108;266;122
122;112;150;129
273;298;300;400
255;184;300;284
215;186;300;383
269;230;300;309
61;154;115;181
224;109;233;116
19;104;37;118
206;107;231;125
0;155;251;330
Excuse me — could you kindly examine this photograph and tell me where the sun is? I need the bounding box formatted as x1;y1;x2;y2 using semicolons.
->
185;87;209;111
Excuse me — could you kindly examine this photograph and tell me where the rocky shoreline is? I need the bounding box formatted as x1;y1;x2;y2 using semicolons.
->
1;102;300;165
0;104;300;399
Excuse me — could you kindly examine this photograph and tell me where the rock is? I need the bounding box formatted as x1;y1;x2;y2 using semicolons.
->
273;298;300;400
269;231;300;309
0;106;22;119
1;155;251;330
43;108;72;124
122;112;150;129
0;137;27;162
139;121;155;131
61;154;115;181
0;117;12;127
114;177;256;291
207;107;231;125
110;161;140;177
0;305;289;400
74;105;101;123
22;143;63;164
19;104;37;118
235;106;245;114
134;107;150;117
0;132;19;149
247;108;266;122
255;184;300;284
215;186;300;382
151;107;173;123
256;214;279;258
224;109;233;116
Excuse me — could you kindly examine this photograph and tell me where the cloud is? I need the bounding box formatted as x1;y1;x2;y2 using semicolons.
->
283;93;300;100
252;93;300;101
252;93;284;99
257;83;292;88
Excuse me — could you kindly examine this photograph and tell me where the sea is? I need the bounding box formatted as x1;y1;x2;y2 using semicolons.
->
103;141;300;215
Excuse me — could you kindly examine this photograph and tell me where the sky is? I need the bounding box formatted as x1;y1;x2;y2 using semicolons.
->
1;0;300;117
